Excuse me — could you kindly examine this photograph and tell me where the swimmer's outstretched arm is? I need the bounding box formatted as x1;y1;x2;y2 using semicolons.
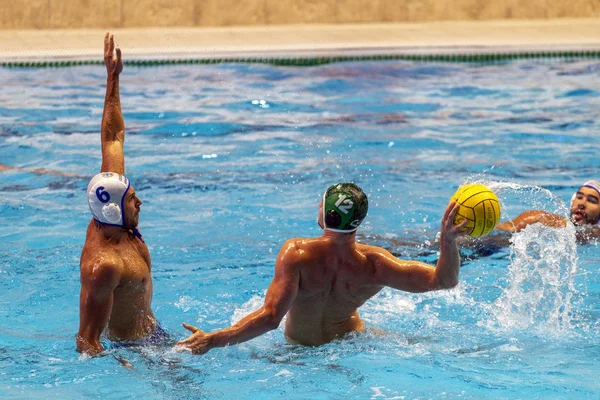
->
495;210;566;233
177;241;301;355
100;32;125;175
371;202;468;292
77;258;121;356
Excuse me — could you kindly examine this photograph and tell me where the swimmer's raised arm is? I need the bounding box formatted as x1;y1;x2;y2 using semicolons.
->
177;240;301;355
100;32;125;175
371;202;468;292
77;257;121;356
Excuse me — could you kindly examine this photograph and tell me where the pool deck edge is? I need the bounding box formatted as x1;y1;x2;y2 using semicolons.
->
1;19;600;61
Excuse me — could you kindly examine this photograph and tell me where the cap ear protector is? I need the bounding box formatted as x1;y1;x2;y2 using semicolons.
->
87;172;131;227
102;202;122;224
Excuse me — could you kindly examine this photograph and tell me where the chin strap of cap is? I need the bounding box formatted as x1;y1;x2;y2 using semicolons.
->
132;227;145;243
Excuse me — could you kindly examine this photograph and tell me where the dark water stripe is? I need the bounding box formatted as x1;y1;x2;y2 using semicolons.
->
1;51;600;68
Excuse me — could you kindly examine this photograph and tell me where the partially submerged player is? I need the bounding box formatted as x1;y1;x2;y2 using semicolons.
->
177;183;468;354
77;33;164;356
496;180;600;242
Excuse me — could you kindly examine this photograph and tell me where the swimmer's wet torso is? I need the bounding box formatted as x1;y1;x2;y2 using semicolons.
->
80;221;155;342
179;183;468;354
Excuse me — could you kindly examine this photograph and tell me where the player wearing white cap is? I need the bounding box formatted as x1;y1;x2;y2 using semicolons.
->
496;180;600;242
77;33;162;356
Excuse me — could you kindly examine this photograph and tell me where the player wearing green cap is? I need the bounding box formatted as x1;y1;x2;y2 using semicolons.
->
178;183;468;354
321;183;369;232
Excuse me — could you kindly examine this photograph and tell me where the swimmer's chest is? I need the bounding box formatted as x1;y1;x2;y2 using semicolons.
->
114;236;152;280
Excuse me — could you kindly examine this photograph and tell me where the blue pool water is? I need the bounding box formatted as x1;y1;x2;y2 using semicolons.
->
1;59;599;399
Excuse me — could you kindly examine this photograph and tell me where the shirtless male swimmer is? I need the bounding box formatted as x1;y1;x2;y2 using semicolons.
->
496;180;600;243
178;183;469;354
77;33;162;355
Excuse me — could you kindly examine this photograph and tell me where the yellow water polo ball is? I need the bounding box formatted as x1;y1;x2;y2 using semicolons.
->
451;184;501;238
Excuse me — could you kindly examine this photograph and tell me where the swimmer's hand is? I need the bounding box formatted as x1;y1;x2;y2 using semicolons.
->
441;202;469;244
76;334;104;357
104;32;123;76
176;323;213;355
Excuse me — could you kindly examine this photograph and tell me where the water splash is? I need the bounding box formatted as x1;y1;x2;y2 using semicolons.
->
486;180;569;219
458;180;583;335
493;218;580;335
460;178;570;222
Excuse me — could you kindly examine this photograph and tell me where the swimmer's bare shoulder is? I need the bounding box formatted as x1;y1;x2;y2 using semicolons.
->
80;223;124;288
277;237;322;264
80;246;123;284
77;250;122;354
357;244;402;278
356;242;395;265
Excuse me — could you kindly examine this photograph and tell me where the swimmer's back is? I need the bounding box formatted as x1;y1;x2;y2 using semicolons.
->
283;237;386;345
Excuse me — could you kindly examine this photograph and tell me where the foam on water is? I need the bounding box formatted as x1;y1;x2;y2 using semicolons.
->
472;182;583;335
489;180;569;216
493;223;579;334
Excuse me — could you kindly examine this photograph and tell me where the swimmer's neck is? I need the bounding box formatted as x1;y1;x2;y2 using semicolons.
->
94;220;135;241
322;229;357;246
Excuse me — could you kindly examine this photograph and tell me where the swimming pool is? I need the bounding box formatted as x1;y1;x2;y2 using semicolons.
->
1;59;599;399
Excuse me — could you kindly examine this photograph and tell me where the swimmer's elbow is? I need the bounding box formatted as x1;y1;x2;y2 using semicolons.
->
442;278;459;290
259;315;281;332
433;275;459;290
262;307;284;331
265;317;281;331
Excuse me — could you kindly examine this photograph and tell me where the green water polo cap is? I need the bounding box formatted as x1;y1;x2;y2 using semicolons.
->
323;183;369;233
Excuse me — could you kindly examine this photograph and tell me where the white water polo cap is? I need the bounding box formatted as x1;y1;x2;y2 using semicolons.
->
581;180;600;196
87;172;131;226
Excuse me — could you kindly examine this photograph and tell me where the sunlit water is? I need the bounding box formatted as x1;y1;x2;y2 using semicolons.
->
1;60;599;399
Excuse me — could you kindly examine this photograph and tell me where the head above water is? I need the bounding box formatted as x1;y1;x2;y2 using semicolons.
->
320;183;369;233
87;172;140;229
570;180;600;226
